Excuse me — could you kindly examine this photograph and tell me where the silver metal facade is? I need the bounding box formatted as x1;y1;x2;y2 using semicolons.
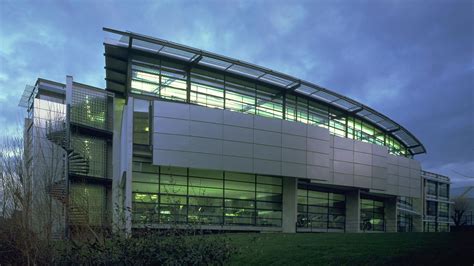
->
152;100;421;198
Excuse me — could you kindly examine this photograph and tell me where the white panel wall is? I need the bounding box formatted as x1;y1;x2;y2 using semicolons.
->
152;100;422;198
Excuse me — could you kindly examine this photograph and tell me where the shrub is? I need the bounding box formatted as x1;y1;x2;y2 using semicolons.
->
54;229;235;265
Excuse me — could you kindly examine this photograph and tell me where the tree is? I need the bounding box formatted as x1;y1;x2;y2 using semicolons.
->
451;197;470;227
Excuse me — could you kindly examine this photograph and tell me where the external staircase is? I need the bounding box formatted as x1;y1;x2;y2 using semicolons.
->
46;120;90;226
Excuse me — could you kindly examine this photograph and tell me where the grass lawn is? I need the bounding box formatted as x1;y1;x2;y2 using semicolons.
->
225;232;474;265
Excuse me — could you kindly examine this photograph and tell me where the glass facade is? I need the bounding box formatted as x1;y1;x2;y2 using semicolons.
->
427;181;437;196
424;222;437;232
360;198;385;231
296;186;346;231
397;212;413;232
133;99;151;146
397;196;414;210
439;183;449;199
397;197;416;232
426;200;437;216
71;86;110;130
71;134;108;178
129;56;410;157
438;202;449;218
70;182;109;226
131;161;283;227
424;222;449;232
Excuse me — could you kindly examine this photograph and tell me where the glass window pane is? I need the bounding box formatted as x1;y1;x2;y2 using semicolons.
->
189;196;223;207
225;189;255;200
225;180;255;191
188;187;223;197
189;177;223;188
226;172;255;182
160;174;187;185
160;184;187;195
257;175;282;185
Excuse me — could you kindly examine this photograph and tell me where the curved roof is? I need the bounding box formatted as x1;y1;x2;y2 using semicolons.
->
103;27;425;155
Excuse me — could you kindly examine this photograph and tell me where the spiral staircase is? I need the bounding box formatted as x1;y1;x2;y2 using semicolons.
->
46;120;90;226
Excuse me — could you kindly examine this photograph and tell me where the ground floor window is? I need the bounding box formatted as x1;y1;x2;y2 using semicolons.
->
424;222;436;232
424;221;450;232
437;223;449;232
397;212;413;232
296;184;346;231
360;197;385;232
131;161;283;227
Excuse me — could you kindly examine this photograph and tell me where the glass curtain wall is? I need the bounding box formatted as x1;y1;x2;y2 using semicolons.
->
129;56;410;157
133;98;151;148
424;222;437;232
360;198;385;231
427;181;437;196
70;182;109;226
70;134;108;178
424;221;449;232
397;212;413;232
438;202;449;220
296;186;346;231
71;86;110;130
131;161;283;227
439;183;449;199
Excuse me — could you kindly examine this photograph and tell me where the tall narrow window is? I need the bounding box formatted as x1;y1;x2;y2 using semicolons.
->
133;99;150;146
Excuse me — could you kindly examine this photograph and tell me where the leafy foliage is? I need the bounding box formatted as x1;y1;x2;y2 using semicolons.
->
54;229;235;265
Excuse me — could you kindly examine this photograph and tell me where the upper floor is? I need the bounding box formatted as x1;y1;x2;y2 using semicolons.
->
103;28;425;158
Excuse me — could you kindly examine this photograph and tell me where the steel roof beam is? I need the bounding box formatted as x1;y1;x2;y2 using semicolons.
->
104;67;127;75
287;81;301;91
104;53;128;63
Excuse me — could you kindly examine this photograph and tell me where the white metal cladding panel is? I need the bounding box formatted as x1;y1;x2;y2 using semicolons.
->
223;141;253;157
354;175;371;188
282;162;306;178
354;152;372;165
282;134;307;150
282;120;307;137
223;125;253;143
152;100;422;197
189;121;223;139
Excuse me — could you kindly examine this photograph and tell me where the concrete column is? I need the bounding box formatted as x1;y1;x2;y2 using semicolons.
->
384;196;397;232
282;176;297;233
111;97;133;236
345;189;360;232
112;97;124;233
122;98;134;236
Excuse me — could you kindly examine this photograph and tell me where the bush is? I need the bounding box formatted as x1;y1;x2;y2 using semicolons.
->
54;229;235;265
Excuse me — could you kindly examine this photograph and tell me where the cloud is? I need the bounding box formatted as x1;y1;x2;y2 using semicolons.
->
0;0;472;188
268;4;307;35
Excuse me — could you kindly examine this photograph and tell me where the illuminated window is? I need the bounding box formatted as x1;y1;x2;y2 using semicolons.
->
360;198;385;232
297;186;346;231
131;162;282;227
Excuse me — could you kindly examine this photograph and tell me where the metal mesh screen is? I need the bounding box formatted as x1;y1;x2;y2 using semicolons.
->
71;87;111;130
71;134;108;178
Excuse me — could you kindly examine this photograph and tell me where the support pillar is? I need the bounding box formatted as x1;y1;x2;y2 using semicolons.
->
345;189;360;232
112;97;133;236
282;177;297;233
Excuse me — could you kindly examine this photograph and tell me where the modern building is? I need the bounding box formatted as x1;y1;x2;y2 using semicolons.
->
19;28;451;238
422;171;452;232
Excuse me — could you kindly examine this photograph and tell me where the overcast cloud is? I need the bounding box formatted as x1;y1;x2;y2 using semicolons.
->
0;0;472;187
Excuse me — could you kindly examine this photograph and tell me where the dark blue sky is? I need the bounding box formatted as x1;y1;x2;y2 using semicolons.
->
0;0;472;187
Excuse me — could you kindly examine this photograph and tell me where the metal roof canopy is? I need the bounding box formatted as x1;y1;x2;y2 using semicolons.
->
103;27;426;155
